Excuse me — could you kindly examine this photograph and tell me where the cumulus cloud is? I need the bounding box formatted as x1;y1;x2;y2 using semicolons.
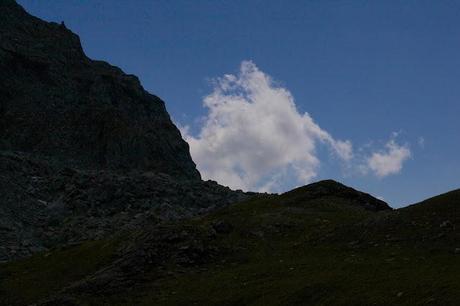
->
366;139;411;177
182;61;352;192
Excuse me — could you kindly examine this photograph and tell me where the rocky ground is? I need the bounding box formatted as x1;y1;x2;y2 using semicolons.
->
0;150;251;263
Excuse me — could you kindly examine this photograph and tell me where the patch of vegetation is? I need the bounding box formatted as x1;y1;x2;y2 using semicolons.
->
105;191;460;305
1;187;459;305
0;238;120;305
135;246;460;306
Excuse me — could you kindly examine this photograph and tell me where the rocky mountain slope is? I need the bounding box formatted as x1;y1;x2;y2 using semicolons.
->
0;0;250;263
0;151;248;262
0;0;198;178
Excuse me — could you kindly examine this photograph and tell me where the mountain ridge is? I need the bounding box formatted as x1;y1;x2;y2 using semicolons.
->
0;0;199;179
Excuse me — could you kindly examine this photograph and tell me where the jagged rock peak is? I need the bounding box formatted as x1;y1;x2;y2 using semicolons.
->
0;1;200;179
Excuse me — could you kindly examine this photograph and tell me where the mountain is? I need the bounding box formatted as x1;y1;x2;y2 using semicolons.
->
0;0;198;178
0;0;249;263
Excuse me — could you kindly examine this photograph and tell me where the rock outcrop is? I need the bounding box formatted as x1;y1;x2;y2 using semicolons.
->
0;0;199;179
0;151;248;262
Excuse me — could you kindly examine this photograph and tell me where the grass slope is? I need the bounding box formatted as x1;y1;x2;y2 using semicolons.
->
0;183;459;306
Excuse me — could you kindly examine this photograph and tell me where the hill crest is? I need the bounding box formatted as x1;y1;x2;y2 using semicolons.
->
282;179;392;211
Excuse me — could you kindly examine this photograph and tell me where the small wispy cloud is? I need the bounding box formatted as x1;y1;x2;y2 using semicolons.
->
418;136;425;149
365;138;411;178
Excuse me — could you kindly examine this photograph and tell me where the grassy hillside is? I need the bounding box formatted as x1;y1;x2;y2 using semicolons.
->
1;182;459;305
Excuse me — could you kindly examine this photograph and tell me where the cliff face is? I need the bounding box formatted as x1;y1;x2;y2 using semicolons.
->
0;0;200;179
0;1;254;263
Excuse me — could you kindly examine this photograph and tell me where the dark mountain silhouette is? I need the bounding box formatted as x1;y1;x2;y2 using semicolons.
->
282;179;391;211
0;0;248;263
0;0;198;178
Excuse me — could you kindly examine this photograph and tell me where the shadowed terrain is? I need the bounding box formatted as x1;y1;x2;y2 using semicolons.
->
0;182;459;305
0;1;459;305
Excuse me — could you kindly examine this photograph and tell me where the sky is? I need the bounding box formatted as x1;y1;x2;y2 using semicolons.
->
17;0;460;208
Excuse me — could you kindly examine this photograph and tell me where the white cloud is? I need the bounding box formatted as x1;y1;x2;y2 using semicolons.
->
366;139;411;177
182;61;352;192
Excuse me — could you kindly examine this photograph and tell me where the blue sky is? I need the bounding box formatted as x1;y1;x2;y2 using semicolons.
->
18;0;460;207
